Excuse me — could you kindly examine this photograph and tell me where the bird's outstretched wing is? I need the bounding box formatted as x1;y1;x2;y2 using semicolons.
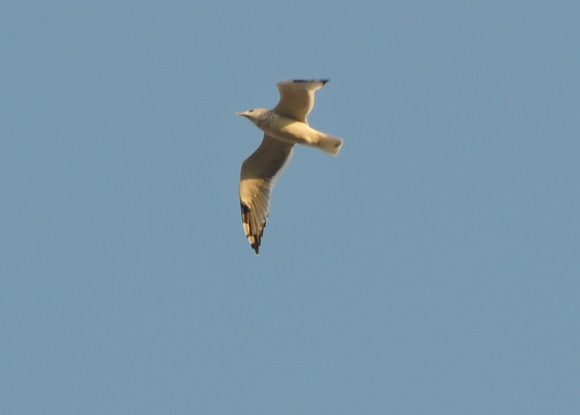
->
273;79;328;123
239;134;294;254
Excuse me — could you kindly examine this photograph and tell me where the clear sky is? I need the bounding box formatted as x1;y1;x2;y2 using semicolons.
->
2;1;579;414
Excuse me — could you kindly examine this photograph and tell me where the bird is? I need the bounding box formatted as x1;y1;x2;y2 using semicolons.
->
236;79;343;254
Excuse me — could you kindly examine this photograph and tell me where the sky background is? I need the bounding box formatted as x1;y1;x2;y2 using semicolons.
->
2;1;579;414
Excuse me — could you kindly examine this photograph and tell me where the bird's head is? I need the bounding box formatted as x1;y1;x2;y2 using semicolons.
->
236;108;270;127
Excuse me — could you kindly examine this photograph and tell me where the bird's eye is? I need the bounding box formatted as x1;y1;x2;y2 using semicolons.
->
249;109;254;112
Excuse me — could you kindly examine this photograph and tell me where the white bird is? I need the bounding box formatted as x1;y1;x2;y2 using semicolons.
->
237;79;343;254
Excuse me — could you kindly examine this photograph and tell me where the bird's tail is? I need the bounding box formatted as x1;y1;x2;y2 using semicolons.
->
316;132;343;156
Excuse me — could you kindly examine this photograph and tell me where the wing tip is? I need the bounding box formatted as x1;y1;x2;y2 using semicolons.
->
251;243;260;255
240;201;265;255
278;79;330;87
248;233;262;255
292;79;329;84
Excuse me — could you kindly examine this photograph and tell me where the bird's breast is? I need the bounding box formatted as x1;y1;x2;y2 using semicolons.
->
263;115;316;145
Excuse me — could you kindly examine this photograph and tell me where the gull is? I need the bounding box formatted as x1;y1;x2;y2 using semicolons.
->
236;79;343;254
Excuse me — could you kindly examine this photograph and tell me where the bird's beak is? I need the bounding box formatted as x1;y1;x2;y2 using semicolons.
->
236;111;249;117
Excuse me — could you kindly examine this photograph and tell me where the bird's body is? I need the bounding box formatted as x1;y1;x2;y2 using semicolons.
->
237;107;343;156
264;111;342;155
237;79;343;254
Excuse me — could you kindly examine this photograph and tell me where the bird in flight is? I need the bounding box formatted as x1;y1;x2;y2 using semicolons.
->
236;79;343;254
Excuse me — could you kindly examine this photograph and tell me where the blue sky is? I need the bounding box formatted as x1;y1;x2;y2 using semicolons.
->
2;1;579;414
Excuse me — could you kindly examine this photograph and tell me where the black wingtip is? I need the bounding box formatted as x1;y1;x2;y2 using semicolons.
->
241;201;262;255
293;79;329;84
